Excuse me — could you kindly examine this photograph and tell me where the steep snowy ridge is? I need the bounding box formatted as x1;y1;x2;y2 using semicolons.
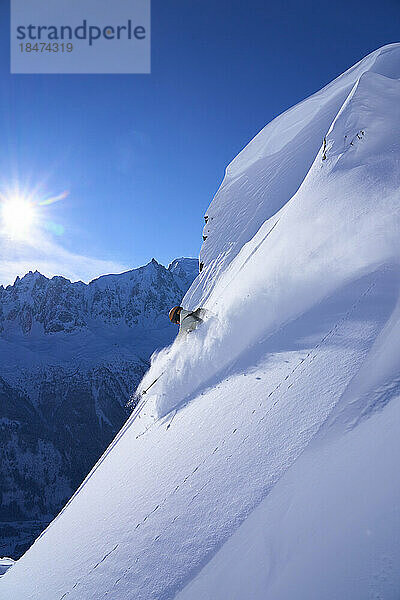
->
140;53;400;420
0;258;198;559
2;44;400;600
189;42;400;308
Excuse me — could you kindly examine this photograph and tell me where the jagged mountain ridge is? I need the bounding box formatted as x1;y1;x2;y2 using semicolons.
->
0;257;198;559
0;257;197;336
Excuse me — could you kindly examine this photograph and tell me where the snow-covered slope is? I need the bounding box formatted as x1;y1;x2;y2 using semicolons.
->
0;258;198;559
2;43;400;600
189;42;400;306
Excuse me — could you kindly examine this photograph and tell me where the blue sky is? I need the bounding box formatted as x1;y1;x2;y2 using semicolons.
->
0;0;399;284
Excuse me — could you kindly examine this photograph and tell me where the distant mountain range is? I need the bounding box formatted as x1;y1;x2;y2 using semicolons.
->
0;257;198;558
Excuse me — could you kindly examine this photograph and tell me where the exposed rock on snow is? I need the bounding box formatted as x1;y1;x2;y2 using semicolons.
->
0;557;14;577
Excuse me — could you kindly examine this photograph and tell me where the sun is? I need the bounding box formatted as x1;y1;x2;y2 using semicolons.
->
1;196;37;240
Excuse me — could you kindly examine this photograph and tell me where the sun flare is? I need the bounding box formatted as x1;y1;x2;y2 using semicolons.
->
1;197;37;240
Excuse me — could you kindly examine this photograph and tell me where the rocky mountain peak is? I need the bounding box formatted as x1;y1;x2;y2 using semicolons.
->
0;258;199;336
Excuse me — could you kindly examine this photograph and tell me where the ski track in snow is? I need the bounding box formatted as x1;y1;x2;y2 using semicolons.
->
60;270;389;600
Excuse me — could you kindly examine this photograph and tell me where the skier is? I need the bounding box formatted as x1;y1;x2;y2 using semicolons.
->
169;306;206;338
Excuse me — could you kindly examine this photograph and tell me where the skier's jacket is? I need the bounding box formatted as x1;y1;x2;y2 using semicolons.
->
177;308;206;339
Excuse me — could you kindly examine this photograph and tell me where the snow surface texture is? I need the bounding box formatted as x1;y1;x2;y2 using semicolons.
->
2;43;400;600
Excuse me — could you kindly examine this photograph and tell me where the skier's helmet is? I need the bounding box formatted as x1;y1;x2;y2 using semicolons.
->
169;306;182;325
